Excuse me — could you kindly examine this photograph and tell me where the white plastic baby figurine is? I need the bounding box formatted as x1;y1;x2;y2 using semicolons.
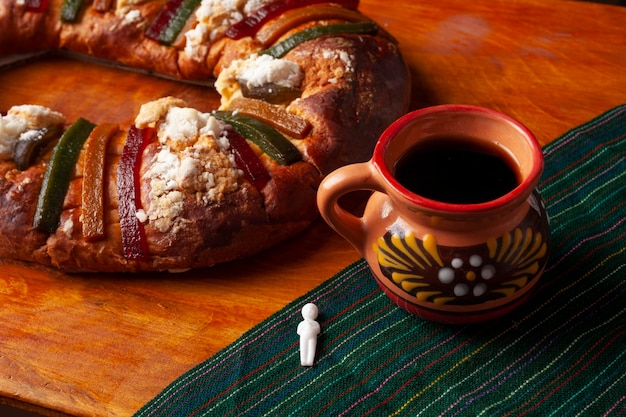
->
297;303;320;366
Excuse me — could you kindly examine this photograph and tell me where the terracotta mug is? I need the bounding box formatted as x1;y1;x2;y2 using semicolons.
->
317;105;550;324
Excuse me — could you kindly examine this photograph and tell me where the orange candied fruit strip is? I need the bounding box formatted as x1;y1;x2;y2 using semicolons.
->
81;123;118;241
228;97;312;139
256;3;369;47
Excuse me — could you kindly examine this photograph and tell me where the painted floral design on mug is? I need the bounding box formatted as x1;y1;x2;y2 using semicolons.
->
371;189;550;308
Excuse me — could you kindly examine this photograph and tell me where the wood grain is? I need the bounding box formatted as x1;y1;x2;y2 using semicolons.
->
1;0;625;415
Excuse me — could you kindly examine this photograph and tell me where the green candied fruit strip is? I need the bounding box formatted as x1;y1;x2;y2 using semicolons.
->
145;0;202;46
261;21;378;59
60;0;85;22
160;0;202;45
213;111;301;166
33;117;96;233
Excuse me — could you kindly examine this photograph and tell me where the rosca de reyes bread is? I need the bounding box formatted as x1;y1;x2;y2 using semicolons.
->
0;0;410;272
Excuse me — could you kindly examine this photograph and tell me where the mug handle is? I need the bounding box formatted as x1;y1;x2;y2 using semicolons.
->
317;162;386;253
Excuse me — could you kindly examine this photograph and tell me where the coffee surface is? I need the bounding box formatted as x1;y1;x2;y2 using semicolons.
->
393;137;519;204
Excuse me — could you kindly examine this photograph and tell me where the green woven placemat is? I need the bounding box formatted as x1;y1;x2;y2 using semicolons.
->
135;105;626;417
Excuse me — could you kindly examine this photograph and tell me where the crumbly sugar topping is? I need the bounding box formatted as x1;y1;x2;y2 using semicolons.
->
322;49;354;72
135;97;188;129
184;24;209;61
0;105;65;160
239;54;304;88
121;9;142;25
62;214;74;237
113;0;145;24
139;98;241;233
184;0;272;59
8;105;66;128
321;47;355;84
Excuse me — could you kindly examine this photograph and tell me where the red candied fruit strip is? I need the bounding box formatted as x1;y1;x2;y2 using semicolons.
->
24;0;50;12
225;127;271;190
225;0;359;40
145;0;185;42
117;126;154;260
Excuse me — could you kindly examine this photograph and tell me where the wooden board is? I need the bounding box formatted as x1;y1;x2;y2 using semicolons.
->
0;54;220;123
1;0;626;415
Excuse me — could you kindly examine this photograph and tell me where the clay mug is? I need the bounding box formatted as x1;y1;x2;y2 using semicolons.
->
317;105;550;324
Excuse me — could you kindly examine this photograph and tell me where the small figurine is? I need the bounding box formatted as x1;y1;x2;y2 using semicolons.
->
297;303;320;366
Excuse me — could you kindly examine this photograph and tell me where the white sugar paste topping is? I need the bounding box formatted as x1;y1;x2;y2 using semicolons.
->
215;54;303;105
0;105;65;160
238;54;303;88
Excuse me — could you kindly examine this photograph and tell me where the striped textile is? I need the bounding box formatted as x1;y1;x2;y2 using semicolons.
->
134;104;626;417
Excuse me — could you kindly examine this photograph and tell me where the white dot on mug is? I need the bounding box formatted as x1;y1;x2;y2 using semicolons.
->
470;254;483;267
481;265;496;280
438;267;455;284
454;283;469;296
473;283;487;296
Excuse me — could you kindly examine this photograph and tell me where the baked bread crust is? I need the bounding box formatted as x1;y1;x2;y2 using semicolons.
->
0;0;410;272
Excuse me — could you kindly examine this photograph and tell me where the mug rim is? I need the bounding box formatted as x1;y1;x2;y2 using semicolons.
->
373;104;544;213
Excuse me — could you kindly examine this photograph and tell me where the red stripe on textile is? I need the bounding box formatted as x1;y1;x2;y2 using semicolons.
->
323;301;390;351
602;395;626;417
517;328;626;416
322;288;381;327
547;202;626;261
540;133;626;189
355;329;483;417
544;223;626;276
508;331;616;414
313;327;445;417
188;341;297;416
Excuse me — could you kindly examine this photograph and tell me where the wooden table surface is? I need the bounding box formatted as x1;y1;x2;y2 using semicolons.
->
1;0;625;416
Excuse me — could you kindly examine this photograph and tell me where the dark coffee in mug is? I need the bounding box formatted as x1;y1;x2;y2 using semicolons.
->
393;136;519;204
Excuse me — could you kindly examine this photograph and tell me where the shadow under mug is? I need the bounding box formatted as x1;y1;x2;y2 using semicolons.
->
317;104;550;324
